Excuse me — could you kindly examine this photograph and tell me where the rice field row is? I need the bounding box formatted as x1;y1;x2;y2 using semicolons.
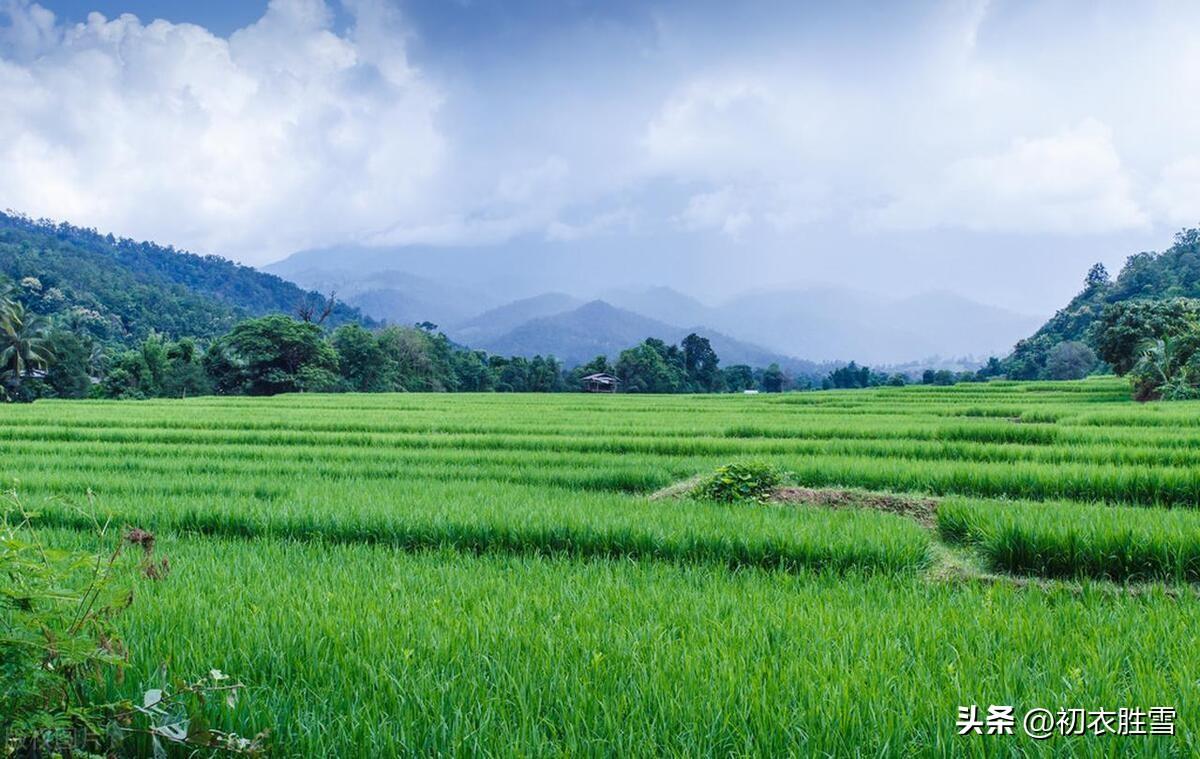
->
6;376;1200;754
36;530;1200;757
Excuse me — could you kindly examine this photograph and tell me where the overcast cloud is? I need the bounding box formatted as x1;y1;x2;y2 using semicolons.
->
3;0;1200;313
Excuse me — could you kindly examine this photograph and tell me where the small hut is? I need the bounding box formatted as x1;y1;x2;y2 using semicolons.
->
581;372;620;393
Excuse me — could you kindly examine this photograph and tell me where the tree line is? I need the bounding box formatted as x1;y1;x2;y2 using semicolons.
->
2;279;806;400
13;269;1191;402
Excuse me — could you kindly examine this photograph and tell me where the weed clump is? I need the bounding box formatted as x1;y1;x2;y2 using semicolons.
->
691;462;784;503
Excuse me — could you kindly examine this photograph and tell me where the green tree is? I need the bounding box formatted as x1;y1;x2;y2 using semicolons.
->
332;323;396;392
1045;340;1097;380
760;363;785;393
43;330;93;398
377;326;443;391
722;364;755;392
1092;298;1200;375
161;338;212;398
527;355;565;392
494;356;530;392
976;356;1005;380
450;349;495;392
578;355;613;376
1084;262;1111;291
202;340;246;395
0;301;53;400
922;369;956;386
1129;328;1200;401
615;341;686;393
826;361;871;389
220;315;339;396
139;332;170;394
0;277;14;313
681;333;722;392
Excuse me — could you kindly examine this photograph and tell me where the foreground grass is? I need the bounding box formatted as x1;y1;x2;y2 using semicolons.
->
7;379;1200;755
38;529;1200;758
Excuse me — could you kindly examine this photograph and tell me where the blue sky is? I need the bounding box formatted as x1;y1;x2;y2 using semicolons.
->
3;0;1198;314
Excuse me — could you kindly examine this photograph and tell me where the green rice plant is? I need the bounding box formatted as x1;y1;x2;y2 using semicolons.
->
10;480;930;574
24;529;1200;758
935;422;1059;445
4;376;1200;755
939;497;1200;582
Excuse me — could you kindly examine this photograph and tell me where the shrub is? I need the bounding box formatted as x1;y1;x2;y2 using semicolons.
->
691;462;784;503
0;493;266;757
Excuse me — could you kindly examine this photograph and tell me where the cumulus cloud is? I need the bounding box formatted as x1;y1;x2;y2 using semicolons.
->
0;0;445;263
4;0;1200;290
642;78;802;177
874;120;1148;234
633;3;1200;242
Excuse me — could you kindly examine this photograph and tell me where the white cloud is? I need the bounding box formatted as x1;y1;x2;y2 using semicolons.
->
873;120;1147;234
545;207;635;242
678;187;752;239
4;0;1200;285
676;182;827;240
1150;157;1200;227
0;0;445;263
643;78;793;177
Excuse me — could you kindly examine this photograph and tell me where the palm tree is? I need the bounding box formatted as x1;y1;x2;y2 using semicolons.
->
0;279;14;316
1134;338;1172;390
0;301;53;397
1132;333;1200;401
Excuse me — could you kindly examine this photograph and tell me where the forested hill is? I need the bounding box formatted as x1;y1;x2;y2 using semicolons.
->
1006;227;1200;378
0;212;364;342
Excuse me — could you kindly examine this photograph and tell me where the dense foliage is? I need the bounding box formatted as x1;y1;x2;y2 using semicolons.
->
1006;228;1200;379
0;211;364;344
1092;298;1200;375
2;286;811;399
690;461;784;503
1;500;264;756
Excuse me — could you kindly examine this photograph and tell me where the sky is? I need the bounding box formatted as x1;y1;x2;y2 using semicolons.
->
2;0;1200;314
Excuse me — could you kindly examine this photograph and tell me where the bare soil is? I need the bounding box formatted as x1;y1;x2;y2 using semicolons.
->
769;487;939;528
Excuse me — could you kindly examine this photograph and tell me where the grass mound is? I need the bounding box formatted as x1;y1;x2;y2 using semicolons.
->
690;461;784;503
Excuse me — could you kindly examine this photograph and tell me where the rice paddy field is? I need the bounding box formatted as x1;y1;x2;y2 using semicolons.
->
5;376;1200;756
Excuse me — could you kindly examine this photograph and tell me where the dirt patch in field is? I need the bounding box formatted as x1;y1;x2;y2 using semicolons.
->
648;475;705;501
769;487;939;528
652;477;940;528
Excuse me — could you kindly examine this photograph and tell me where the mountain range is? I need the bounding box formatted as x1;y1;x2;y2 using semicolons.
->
267;248;1041;366
1;209;1042;371
473;299;824;373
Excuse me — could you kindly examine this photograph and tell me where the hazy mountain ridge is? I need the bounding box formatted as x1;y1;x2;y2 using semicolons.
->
710;287;1041;363
476;300;823;373
266;246;1042;365
451;293;585;346
267;265;500;330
